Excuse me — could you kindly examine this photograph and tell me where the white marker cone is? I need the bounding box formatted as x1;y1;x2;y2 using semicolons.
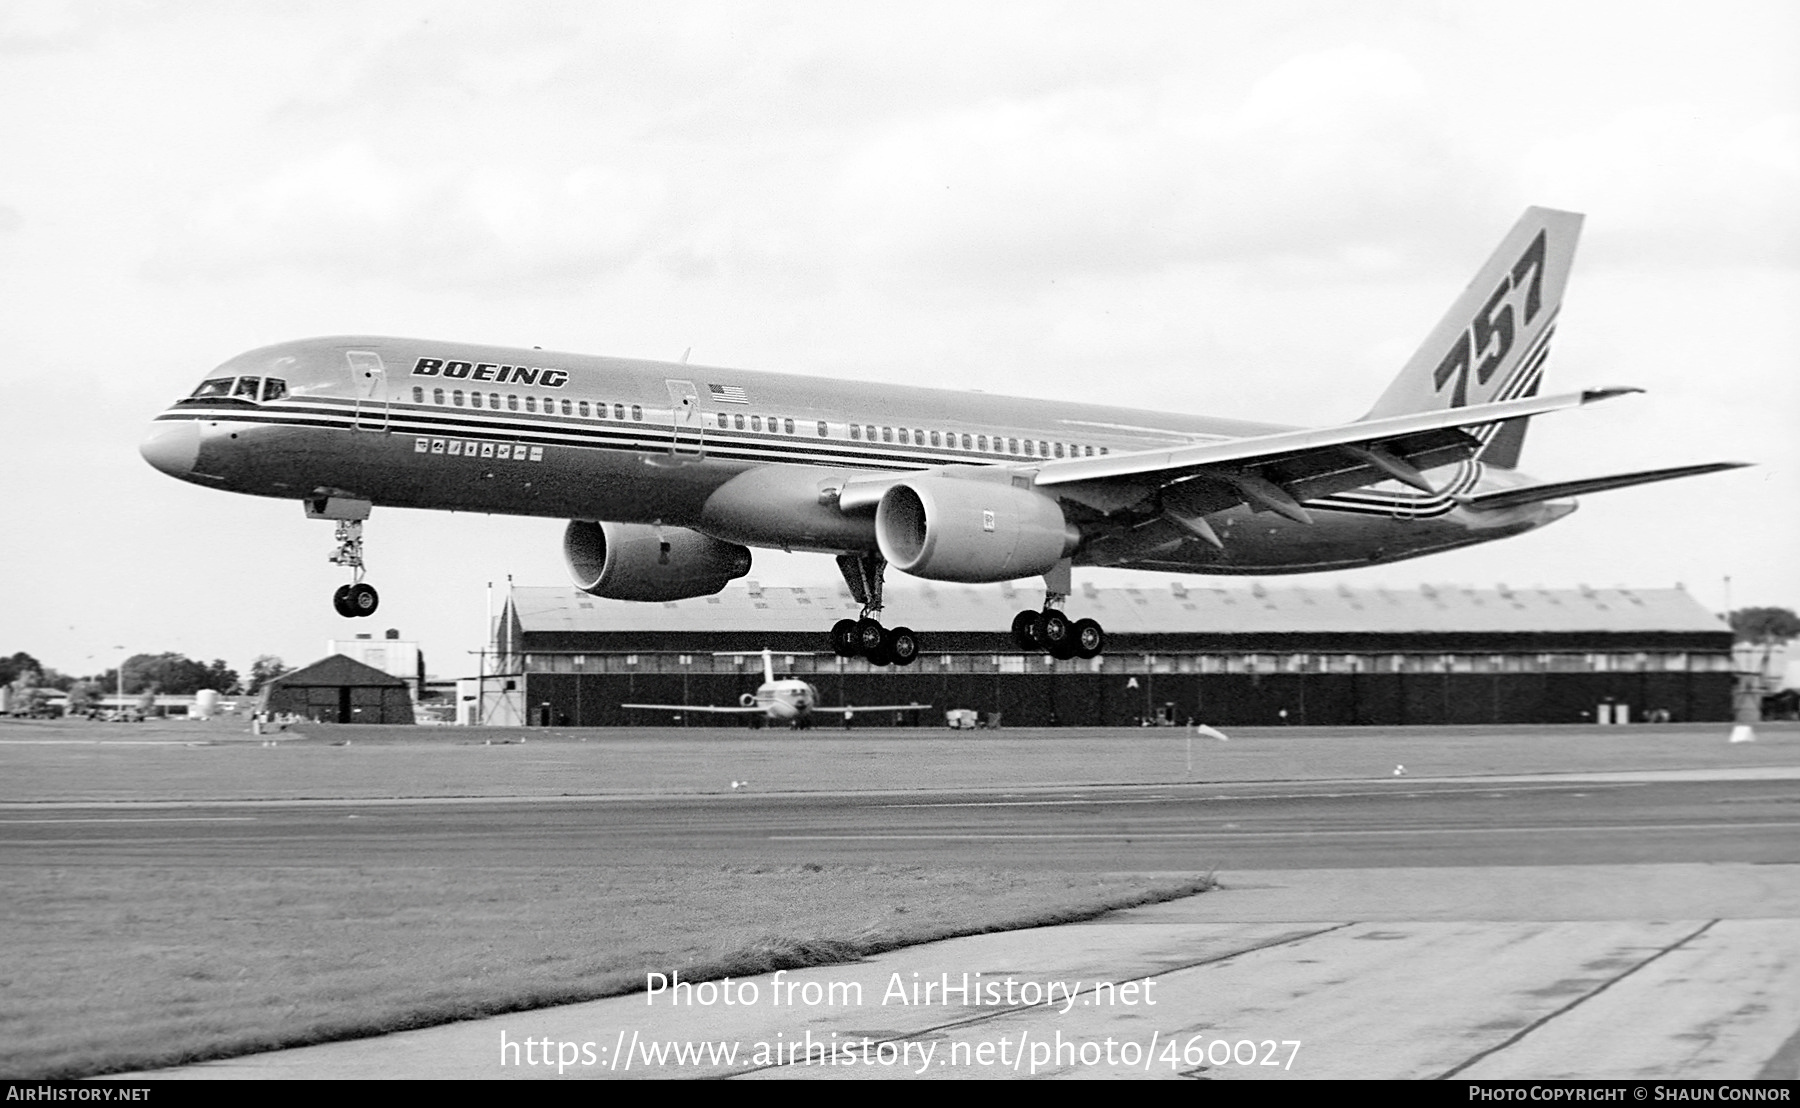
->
1728;725;1756;744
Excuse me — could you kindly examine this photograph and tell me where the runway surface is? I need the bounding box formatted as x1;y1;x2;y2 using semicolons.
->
10;722;1793;1080
9;774;1798;872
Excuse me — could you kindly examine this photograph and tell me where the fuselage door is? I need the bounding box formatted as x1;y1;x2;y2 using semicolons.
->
665;379;702;457
347;350;388;431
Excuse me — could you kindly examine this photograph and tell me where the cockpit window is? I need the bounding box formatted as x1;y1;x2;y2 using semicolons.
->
233;377;261;399
189;377;236;399
261;378;287;401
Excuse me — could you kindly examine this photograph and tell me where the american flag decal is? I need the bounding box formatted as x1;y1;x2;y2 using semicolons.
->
708;383;749;404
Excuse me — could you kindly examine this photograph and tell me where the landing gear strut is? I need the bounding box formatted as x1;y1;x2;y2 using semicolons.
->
327;519;379;619
829;553;919;667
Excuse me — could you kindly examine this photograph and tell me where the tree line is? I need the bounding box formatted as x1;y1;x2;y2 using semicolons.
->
3;651;290;713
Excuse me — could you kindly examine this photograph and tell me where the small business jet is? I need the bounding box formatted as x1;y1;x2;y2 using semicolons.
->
141;207;1744;663
622;649;929;728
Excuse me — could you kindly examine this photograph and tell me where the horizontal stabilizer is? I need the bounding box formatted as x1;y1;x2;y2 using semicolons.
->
1458;462;1750;511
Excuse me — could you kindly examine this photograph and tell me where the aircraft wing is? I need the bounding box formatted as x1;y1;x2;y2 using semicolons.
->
1457;461;1751;512
620;703;768;714
1032;387;1640;512
809;703;932;715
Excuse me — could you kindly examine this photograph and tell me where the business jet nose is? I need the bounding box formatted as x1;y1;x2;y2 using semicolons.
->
140;420;200;478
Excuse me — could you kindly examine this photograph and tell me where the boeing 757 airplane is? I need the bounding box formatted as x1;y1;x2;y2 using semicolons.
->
141;208;1744;664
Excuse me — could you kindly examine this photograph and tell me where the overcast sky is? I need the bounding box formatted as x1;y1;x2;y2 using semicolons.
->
2;0;1795;680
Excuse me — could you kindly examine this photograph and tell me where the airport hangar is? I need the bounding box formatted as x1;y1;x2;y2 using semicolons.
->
491;582;1734;728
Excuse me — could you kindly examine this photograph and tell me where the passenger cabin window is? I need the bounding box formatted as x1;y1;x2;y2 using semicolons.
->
977;435;987;450
734;414;745;430
850;424;861;440
631;404;642;421
507;395;519;411
261;379;287;402
433;388;445;405
490;393;501;409
1008;438;1018;453
914;429;924;446
453;390;465;406
412;387;424;403
785;418;795;435
524;396;537;413
896;428;908;445
1054;443;1064;458
961;434;972;449
578;401;589;417
561;400;572;415
817;421;828;437
882;427;893;443
614;403;626;420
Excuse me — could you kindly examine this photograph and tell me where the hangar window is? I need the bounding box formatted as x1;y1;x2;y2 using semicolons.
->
817;421;828;437
412;387;424;403
631;405;642;421
452;390;465;406
262;379;287;402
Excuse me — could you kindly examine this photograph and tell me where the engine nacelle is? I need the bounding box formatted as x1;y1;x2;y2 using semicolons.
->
563;521;751;602
875;477;1077;583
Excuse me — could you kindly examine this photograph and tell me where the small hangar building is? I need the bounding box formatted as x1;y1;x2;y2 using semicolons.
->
492;582;1734;728
260;654;416;724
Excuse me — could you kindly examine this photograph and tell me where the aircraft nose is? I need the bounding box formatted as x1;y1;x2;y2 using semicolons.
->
139;420;200;478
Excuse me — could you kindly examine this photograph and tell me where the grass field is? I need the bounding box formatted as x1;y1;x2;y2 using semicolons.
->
2;716;1792;1078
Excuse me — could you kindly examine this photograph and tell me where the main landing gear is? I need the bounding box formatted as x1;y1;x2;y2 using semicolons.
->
327;520;380;619
1011;599;1105;661
829;552;920;667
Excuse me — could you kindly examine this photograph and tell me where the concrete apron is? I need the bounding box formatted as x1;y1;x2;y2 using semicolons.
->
140;862;1800;1080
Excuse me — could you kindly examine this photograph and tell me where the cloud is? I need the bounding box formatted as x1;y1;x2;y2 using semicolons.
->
829;47;1491;284
148;144;669;288
1523;107;1800;264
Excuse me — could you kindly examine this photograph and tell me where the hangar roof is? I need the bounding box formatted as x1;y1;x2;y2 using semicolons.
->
267;653;409;688
505;582;1726;637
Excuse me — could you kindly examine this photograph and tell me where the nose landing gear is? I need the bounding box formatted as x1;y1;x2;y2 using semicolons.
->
328;521;380;618
308;497;380;619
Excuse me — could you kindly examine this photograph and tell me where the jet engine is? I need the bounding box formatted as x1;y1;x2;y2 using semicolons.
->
875;477;1078;583
563;521;752;602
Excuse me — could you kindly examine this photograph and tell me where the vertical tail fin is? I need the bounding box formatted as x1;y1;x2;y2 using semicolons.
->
1362;207;1583;471
761;648;775;685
